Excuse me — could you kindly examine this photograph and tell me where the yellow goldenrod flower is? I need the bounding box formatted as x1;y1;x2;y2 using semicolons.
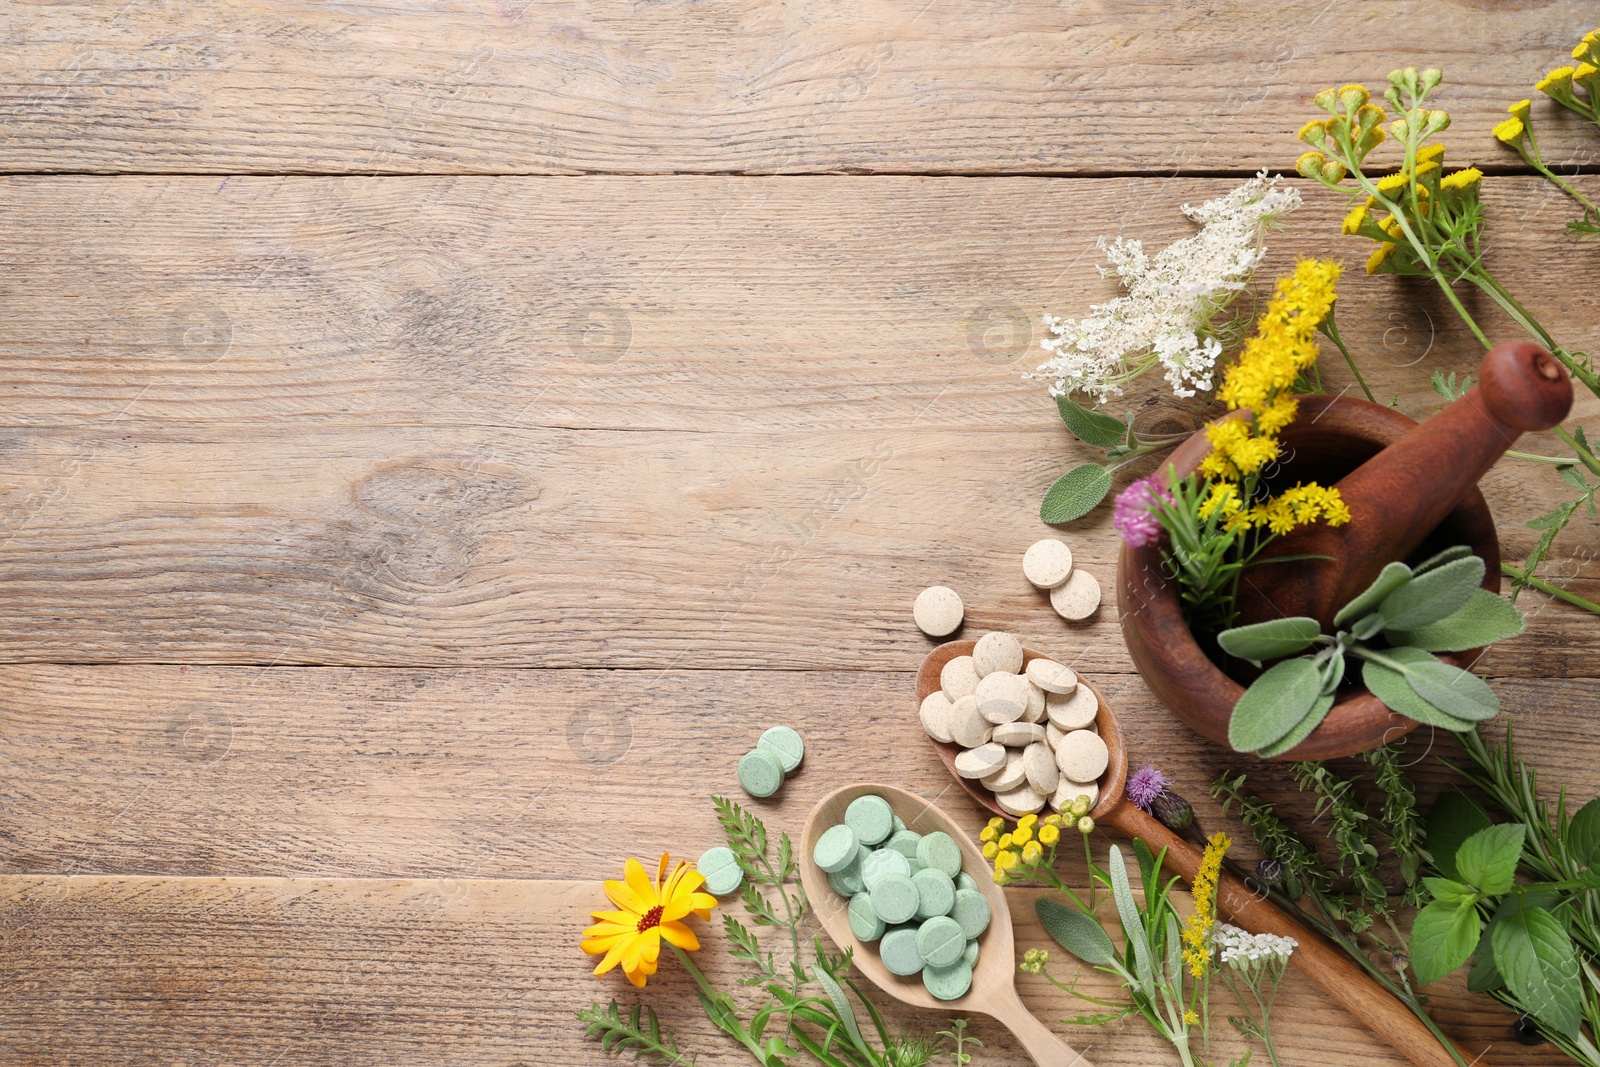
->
1022;841;1043;863
982;841;998;860
1537;66;1576;94
1198;480;1243;522
1039;823;1060;846
1254;394;1300;436
1180;832;1232;979
583;853;717;988
1494;116;1526;145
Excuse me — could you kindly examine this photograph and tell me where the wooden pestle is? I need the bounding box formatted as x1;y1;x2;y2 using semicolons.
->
1235;341;1573;631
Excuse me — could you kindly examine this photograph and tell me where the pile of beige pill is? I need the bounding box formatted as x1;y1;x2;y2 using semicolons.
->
920;630;1107;817
912;539;1100;639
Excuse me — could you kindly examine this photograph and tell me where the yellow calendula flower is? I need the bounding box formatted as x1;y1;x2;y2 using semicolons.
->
1180;832;1232;979
1493;116;1526;145
583;853;717;988
1039;823;1060;846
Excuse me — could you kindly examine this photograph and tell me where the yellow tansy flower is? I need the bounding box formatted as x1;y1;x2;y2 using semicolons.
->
1014;825;1034;846
1018;813;1038;830
1509;98;1532;123
1537;66;1576;94
1416;142;1447;165
1440;168;1483;191
1183;1009;1200;1025
1022;841;1043;863
1039;823;1060;846
1341;204;1368;235
982;841;998;860
1367;241;1397;274
1374;171;1408;195
1493;116;1525;145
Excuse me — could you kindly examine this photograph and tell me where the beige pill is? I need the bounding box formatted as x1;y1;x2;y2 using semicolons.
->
914;585;965;637
920;691;956;744
992;721;1046;748
949;695;992;748
972;631;1024;677
1051;568;1102;621
1051;777;1100;813
955;742;1007;780
981;749;1027;792
1022;682;1046;722
996;783;1047;817
1046;721;1066;749
1046;685;1099;730
940;656;980;701
1023;741;1060;795
1056;729;1110;782
1023;539;1074;589
976;671;1030;724
1026;658;1078;694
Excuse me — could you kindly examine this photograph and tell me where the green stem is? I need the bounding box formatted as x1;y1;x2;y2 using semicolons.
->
1501;564;1600;615
1320;311;1375;404
1505;449;1581;467
669;944;770;1064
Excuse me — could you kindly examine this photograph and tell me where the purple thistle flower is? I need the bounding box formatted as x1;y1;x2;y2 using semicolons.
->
1112;475;1172;549
1127;763;1170;812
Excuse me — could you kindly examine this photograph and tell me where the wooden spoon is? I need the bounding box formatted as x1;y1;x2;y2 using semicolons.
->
799;783;1092;1067
917;639;1485;1067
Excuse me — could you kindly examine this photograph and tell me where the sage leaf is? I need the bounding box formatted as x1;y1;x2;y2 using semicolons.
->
1568;798;1600;869
1333;561;1413;627
1456;823;1525;896
1427;791;1492;883
1388;588;1525;652
1216;616;1322;665
1401;656;1498;722
1036;898;1116;966
1491;898;1582;1038
1041;463;1113;524
1256;693;1334;758
1315;647;1345;696
1350;613;1384;642
1378;554;1485;630
1362;650;1479;731
1410;897;1482;985
1413;544;1473;574
1108;844;1155;999
1228;657;1323;753
1056;395;1127;449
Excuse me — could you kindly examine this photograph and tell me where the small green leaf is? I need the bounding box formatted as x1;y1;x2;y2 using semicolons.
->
1410;897;1482;985
1422;876;1478;908
1255;693;1334;758
1228;657;1323;753
1427;791;1493;883
1378;554;1485;630
1413;544;1473;574
1350;613;1384;642
1107;844;1154;998
1456;823;1525;896
1036;898;1116;966
1216;616;1322;665
1055;395;1127;449
1492;898;1582;1038
1567;798;1600;869
1467;939;1504;993
1333;561;1413;627
1401;656;1499;722
1040;463;1113;524
1362;649;1479;731
1388;588;1525;651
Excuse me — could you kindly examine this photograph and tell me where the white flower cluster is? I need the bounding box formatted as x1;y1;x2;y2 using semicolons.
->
1215;922;1298;966
1032;170;1302;403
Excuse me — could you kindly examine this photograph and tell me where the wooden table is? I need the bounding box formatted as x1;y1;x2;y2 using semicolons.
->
2;4;1597;1065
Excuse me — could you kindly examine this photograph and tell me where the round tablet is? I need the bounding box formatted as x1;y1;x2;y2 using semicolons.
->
916;914;967;968
955;871;977;894
923;960;973;1001
996;783;1046;817
1056;729;1110;782
1051;567;1102;620
917;831;963;878
912;868;955;920
861;847;912;890
884;829;922;862
981;750;1027;792
1026;658;1078;694
813;824;859;872
697;846;745;896
1046;685;1099;730
940;656;980;701
880;926;925;976
949;695;991;748
950;888;992;939
845;794;895;846
913;586;965;637
919;691;956;744
891;814;906;834
992;721;1045;748
738;748;786;798
1022;682;1047;723
869;874;920;925
962;938;980;968
1051;777;1100;813
1023;539;1074;589
1023;741;1060;795
972;632;1024;677
954;742;1006;780
757;726;805;773
976;672;1030;725
848;892;886;942
829;846;868;895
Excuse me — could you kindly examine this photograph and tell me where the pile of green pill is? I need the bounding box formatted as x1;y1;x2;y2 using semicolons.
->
812;793;990;1001
737;726;804;798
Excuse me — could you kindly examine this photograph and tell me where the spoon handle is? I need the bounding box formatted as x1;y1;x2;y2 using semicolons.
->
991;987;1093;1067
1107;802;1483;1067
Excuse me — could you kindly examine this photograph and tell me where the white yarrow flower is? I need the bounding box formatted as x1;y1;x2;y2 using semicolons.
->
1032;170;1301;403
1215;922;1298;967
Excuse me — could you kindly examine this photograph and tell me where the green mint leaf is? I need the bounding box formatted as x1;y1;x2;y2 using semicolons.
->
1456;823;1525;896
1426;791;1493;883
1401;656;1499;722
1036;897;1117;966
1256;694;1334;758
1412;544;1473;574
1422;876;1478;908
1409;897;1482;985
1228;656;1323;753
1216;616;1323;665
1361;649;1479;732
1055;394;1127;449
1567;798;1600;869
1040;463;1113;524
1387;588;1525;651
1467;940;1504;993
1378;554;1486;630
1333;561;1413;627
1491;898;1582;1038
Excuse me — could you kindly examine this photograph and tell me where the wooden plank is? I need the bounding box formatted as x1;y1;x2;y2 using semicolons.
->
0;874;1553;1067
1;1;1595;175
0;175;1594;667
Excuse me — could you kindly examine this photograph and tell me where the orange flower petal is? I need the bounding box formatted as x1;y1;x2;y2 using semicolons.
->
587;910;638;929
659;921;700;951
591;932;633;977
656;852;671;891
624;858;658;911
663;889;717;922
622;963;649;988
582;932;627;955
603;878;647;915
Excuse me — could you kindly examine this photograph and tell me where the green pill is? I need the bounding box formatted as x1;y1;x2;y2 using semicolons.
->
955;872;978;894
884;829;922;862
861;847;911;891
813;824;859;873
737;748;786;798
962;939;980;968
916;832;963;878
869;873;920;925
912;868;955;920
880;926;924;976
922;960;973;1001
844;794;894;846
757;726;805;773
916;915;967;969
848;892;885;942
891;814;907;834
697;846;744;896
828;848;867;896
950;889;992;939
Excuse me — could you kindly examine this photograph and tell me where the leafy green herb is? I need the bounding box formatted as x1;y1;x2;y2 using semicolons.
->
1038;395;1194;523
935;1019;981;1066
1041;463;1113;523
578;1001;698;1065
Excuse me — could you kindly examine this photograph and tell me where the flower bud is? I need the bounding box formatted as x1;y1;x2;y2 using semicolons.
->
1297;119;1329;150
1077;816;1095;834
1152;791;1195;831
1389;118;1410;141
1295;151;1327;180
1419;68;1443;93
1338;83;1369;113
1313;87;1338;114
1255;857;1284;887
1426;109;1451;134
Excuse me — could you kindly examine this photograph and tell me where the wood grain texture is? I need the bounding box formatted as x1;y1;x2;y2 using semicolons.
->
1;0;1596;175
0;175;1595;668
